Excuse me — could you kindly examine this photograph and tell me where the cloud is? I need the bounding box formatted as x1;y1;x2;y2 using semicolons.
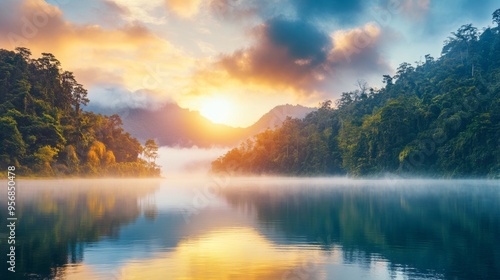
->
87;85;166;111
399;0;431;19
290;0;365;23
217;17;332;93
165;0;202;18
209;0;275;21
266;17;332;66
376;0;431;20
0;0;66;45
382;0;497;37
0;0;195;109
329;23;390;74
105;0;166;24
214;17;391;96
209;0;366;24
102;0;132;17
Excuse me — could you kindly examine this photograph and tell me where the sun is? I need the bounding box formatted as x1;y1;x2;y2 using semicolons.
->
199;98;232;124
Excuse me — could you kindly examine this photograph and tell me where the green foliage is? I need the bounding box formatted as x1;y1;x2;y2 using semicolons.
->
212;13;500;178
33;145;58;176
0;116;26;167
0;49;159;177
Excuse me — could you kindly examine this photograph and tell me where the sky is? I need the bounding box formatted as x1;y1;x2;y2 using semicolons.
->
0;0;498;127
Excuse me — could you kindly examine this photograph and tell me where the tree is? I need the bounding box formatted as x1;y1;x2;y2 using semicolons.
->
382;75;393;86
143;139;160;174
33;145;58;175
15;47;31;61
493;8;500;26
0;116;26;167
72;83;89;117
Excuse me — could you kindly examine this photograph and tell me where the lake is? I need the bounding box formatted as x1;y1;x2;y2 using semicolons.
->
1;178;499;279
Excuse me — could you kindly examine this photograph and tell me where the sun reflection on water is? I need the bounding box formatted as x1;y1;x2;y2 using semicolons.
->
65;227;324;280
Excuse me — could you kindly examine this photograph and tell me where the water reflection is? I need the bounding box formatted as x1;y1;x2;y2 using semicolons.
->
0;178;498;280
221;179;500;280
108;227;322;280
0;179;160;280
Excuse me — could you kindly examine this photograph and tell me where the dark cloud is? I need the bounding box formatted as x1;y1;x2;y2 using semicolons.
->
210;0;366;23
217;17;331;91
217;17;391;95
290;0;364;23
265;17;331;66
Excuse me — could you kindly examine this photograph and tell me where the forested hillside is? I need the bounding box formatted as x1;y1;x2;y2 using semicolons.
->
0;48;160;177
212;12;500;178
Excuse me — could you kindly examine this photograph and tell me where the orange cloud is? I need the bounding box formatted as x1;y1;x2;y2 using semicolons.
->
213;18;390;97
106;0;166;24
329;23;387;70
165;0;202;18
0;0;195;106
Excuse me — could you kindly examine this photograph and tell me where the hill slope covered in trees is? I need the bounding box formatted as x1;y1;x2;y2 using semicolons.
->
212;12;500;178
0;48;159;177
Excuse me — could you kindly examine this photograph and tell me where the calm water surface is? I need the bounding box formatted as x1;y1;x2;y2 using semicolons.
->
0;178;499;280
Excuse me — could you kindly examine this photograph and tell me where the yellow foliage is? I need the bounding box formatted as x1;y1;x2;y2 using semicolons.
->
87;141;111;168
34;145;58;163
90;141;106;158
87;192;105;217
103;150;116;166
87;150;100;167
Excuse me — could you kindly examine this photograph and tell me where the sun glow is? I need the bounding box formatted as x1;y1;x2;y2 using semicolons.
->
199;98;232;124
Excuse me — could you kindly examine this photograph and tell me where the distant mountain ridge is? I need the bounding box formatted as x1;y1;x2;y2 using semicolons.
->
246;104;315;136
90;103;314;147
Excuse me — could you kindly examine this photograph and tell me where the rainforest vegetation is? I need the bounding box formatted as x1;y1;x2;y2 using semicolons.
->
0;48;160;177
212;12;500;178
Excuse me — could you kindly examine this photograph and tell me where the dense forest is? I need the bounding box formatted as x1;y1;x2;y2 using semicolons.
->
0;48;160;177
212;11;500;178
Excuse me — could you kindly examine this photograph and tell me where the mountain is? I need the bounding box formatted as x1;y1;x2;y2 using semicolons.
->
103;103;314;148
245;104;315;136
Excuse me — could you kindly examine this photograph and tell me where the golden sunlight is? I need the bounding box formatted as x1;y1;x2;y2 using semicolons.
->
112;227;322;280
199;97;233;124
62;227;325;279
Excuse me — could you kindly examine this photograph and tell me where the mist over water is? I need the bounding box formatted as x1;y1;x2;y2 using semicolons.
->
156;146;229;176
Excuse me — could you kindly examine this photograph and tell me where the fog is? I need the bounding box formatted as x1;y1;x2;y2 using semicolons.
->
154;146;500;181
156;146;230;177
